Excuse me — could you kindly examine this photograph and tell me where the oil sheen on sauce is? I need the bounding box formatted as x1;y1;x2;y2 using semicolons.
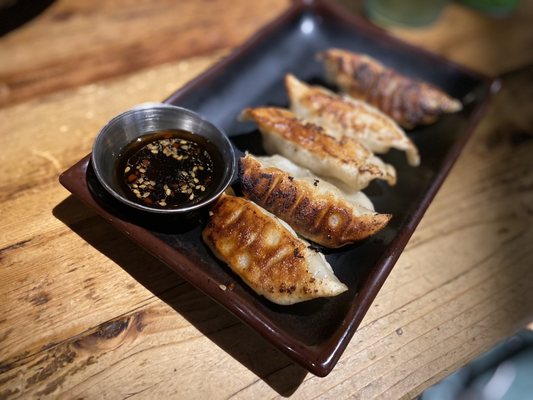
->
116;130;224;209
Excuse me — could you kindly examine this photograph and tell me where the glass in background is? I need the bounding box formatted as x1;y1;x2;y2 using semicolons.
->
364;0;449;27
457;0;521;17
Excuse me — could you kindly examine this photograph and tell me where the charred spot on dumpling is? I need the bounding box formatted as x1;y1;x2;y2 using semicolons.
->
293;247;305;259
279;283;297;294
239;159;272;199
267;178;298;212
292;195;321;226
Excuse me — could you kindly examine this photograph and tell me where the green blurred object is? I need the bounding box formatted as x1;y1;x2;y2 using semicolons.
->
458;0;521;16
364;0;449;27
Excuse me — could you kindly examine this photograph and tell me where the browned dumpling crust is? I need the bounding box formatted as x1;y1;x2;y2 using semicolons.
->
239;154;391;248
318;49;463;129
239;107;396;190
285;74;420;166
202;194;348;305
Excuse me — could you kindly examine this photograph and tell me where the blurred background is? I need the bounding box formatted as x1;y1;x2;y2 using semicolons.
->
1;0;532;108
421;328;533;400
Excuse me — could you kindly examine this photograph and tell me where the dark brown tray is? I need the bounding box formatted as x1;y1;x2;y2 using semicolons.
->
59;0;497;377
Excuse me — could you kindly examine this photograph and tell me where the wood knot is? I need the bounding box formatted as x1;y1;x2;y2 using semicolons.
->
93;319;129;340
73;312;145;352
29;291;50;306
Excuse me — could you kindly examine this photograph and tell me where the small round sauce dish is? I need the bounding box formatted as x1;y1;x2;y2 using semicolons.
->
91;103;236;215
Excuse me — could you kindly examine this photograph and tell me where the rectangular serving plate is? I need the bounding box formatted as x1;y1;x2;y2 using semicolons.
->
59;0;497;377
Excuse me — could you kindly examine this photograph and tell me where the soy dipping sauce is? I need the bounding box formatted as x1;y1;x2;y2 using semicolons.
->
116;130;224;209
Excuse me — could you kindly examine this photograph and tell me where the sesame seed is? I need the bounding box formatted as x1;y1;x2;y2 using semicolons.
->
123;132;215;209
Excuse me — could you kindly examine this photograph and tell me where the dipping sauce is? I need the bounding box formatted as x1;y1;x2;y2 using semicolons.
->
116;130;224;209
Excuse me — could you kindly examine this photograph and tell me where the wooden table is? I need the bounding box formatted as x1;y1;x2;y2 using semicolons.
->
1;0;532;398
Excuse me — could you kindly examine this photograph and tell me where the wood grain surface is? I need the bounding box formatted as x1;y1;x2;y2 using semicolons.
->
0;0;289;107
1;0;532;398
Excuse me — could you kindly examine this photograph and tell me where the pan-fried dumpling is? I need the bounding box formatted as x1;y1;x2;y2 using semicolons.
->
202;194;348;305
285;74;420;166
246;152;376;211
239;107;396;190
318;49;463;129
239;154;391;248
